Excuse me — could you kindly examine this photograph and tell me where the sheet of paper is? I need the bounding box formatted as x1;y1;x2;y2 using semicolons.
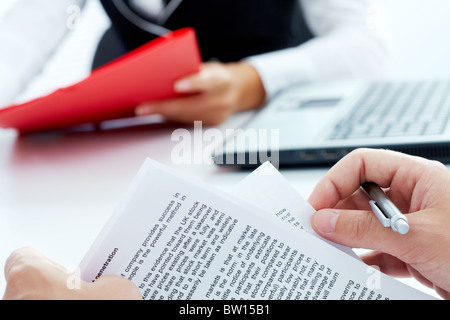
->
231;162;359;259
79;159;435;300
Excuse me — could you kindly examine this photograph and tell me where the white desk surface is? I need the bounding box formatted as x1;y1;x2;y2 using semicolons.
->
0;0;444;299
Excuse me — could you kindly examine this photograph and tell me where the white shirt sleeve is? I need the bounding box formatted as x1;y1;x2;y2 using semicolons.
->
246;0;391;99
0;0;86;107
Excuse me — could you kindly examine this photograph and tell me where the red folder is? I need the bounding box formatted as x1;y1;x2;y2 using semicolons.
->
0;28;202;134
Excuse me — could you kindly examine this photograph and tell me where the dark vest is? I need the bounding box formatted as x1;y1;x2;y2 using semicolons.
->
98;0;313;63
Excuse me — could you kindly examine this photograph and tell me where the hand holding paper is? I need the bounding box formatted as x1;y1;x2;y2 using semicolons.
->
1;158;440;300
78;158;436;300
135;61;267;126
2;247;141;300
0;28;201;134
309;148;450;300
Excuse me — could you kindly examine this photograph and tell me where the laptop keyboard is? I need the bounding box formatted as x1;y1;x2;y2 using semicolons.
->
329;80;450;140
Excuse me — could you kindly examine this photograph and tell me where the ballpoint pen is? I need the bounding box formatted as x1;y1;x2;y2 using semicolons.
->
361;182;410;235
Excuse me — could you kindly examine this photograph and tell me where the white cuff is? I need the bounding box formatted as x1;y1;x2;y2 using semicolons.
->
245;47;317;100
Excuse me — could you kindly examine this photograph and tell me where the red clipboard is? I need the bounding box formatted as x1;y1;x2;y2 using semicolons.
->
0;28;202;134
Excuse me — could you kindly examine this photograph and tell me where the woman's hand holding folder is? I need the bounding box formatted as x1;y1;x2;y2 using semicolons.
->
135;61;267;126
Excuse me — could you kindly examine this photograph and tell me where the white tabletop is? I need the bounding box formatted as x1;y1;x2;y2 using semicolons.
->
0;0;446;299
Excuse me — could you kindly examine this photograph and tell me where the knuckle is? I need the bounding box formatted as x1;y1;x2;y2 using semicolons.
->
347;148;371;157
341;148;370;165
6;248;36;277
6;259;39;284
6;265;28;285
5;266;39;300
427;159;447;171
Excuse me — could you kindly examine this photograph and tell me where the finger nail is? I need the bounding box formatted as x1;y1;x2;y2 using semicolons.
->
313;210;339;234
135;104;155;116
174;80;192;92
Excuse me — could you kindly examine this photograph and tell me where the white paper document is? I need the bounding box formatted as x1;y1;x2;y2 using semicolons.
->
79;159;435;300
231;163;359;259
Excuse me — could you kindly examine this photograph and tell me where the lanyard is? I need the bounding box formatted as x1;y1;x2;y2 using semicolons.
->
112;0;183;36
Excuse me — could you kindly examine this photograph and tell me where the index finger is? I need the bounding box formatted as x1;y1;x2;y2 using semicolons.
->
307;148;430;210
174;63;228;93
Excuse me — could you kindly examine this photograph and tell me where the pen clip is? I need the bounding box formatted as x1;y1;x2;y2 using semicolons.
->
369;200;391;227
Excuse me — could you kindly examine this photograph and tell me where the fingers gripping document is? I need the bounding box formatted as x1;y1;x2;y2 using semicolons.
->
79;160;435;300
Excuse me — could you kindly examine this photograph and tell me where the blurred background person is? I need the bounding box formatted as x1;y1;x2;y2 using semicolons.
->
0;0;389;126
